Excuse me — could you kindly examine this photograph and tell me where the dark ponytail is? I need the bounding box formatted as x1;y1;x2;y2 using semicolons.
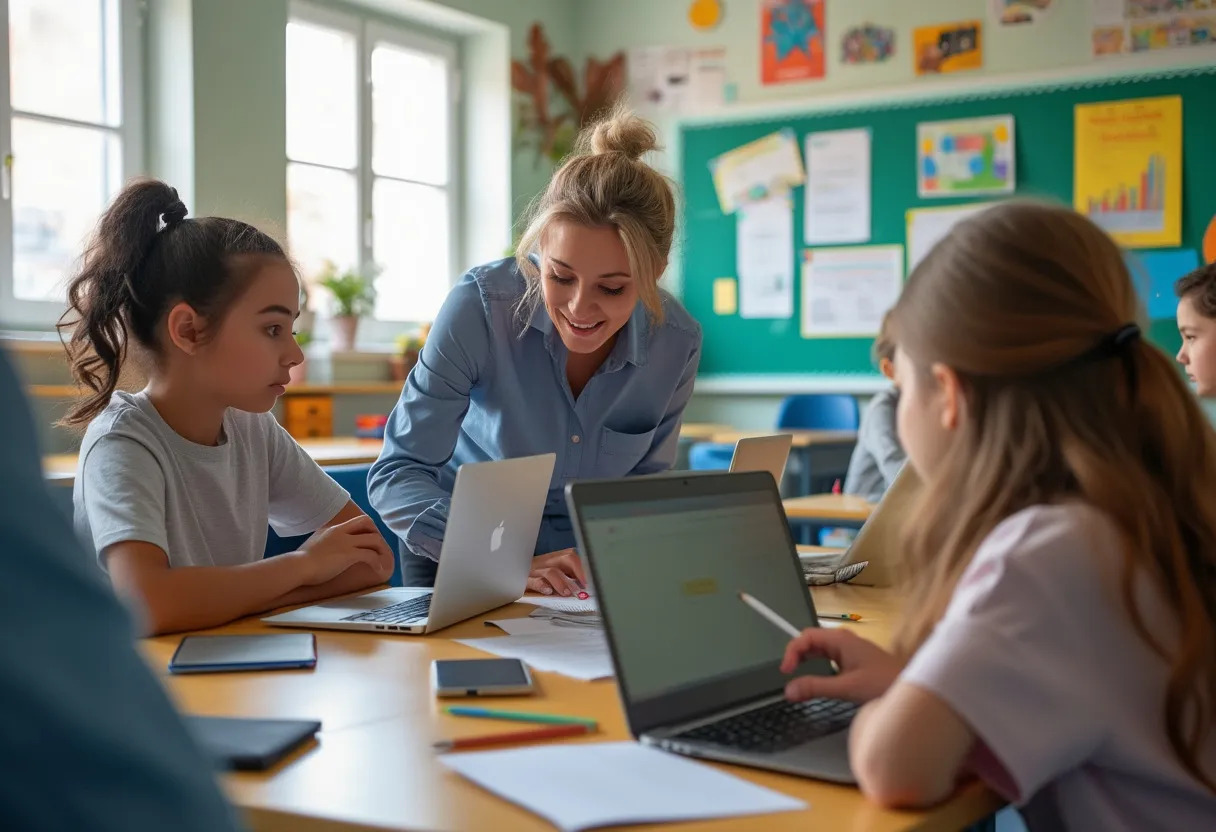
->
57;178;287;427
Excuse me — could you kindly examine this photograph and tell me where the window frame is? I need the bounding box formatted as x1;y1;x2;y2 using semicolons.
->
0;0;145;330
288;0;461;338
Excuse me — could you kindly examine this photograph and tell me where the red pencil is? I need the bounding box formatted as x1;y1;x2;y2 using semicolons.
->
433;722;593;751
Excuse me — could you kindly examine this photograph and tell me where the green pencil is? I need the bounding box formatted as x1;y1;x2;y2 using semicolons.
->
444;705;598;727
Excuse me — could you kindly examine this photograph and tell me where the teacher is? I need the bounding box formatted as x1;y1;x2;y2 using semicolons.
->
369;107;702;593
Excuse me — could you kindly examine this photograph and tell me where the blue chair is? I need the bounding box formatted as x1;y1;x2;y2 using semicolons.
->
687;442;735;472
264;463;403;587
776;394;859;431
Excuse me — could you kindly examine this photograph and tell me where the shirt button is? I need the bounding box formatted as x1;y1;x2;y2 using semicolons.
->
571;434;581;444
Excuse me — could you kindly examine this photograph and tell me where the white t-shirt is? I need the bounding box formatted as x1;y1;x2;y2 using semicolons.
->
74;391;349;569
901;503;1216;831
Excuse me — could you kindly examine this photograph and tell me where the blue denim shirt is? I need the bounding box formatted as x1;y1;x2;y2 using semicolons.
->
368;258;702;583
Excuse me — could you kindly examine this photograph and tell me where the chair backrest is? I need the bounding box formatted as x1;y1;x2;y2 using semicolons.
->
264;464;403;587
776;394;859;431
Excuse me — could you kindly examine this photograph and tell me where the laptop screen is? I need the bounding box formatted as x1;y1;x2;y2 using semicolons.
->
574;478;831;710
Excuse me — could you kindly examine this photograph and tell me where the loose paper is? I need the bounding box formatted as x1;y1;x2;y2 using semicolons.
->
906;202;998;272
441;742;807;832
456;628;613;681
918;116;1015;198
709;129;805;214
1074;95;1182;248
804;129;871;245
737;197;795;319
801;245;903;338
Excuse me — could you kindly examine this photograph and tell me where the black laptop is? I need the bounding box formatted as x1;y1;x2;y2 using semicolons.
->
566;471;856;783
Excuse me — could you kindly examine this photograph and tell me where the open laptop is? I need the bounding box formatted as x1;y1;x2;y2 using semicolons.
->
728;434;793;490
799;463;921;587
263;453;556;635
566;471;856;783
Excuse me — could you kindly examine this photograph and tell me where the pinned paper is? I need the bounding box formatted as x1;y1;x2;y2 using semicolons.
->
918;116;1015;198
713;277;738;315
709;129;805;214
913;19;983;75
1129;249;1199;320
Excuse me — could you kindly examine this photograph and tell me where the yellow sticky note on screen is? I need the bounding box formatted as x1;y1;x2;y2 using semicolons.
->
713;277;738;315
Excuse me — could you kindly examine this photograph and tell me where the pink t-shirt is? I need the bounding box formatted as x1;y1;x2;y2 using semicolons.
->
901;503;1216;831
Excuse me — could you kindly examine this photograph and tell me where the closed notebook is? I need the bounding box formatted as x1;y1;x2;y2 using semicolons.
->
185;716;321;771
169;633;317;674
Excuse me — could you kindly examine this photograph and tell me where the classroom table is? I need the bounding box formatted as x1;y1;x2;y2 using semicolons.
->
784;494;875;524
144;579;1003;832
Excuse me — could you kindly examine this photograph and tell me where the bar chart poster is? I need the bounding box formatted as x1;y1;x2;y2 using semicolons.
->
1074;95;1181;248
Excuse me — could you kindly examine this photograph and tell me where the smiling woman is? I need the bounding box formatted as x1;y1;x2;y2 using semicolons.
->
369;106;703;592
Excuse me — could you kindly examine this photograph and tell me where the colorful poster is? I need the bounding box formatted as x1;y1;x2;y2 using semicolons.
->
1074;96;1182;248
708;129;806;214
1092;0;1216;56
913;20;983;75
992;0;1054;25
841;23;895;64
801;246;904;338
761;0;826;84
918;116;1015;198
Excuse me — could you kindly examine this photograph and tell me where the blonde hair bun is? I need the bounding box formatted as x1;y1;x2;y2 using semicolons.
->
579;106;660;161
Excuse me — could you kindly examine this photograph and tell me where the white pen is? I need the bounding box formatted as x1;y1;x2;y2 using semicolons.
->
738;591;803;639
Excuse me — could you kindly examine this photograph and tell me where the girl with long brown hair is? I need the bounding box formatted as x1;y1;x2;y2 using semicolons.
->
780;201;1216;828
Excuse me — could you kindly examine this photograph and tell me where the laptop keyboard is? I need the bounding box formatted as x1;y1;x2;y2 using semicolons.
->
673;698;856;753
341;595;432;624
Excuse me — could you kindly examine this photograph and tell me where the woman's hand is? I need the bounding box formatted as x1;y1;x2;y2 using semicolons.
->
526;548;588;597
781;627;902;703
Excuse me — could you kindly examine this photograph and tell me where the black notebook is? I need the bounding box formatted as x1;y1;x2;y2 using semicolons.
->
186;716;321;771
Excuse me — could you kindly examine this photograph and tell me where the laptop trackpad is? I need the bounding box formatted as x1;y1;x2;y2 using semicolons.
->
771;728;855;784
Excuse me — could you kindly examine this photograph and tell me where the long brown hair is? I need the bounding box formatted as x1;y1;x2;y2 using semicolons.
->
890;200;1216;792
58;178;287;427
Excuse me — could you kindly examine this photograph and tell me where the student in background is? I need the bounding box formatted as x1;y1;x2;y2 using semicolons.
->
842;313;905;502
781;202;1216;828
0;347;240;831
370;106;702;593
62;179;394;635
1175;262;1216;395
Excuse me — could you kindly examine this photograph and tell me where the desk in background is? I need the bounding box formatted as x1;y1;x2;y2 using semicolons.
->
143;584;1002;832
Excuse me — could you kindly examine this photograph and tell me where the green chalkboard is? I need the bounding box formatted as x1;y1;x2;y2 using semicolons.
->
680;65;1216;378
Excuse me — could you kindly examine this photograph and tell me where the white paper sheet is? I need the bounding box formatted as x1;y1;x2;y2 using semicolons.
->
905;202;996;272
456;628;614;681
441;741;807;832
804;129;871;244
801;245;904;338
737;197;794;319
628;46;726;113
710;130;805;214
516;596;598;614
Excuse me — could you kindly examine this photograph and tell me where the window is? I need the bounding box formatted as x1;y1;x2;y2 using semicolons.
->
0;0;142;328
287;3;458;329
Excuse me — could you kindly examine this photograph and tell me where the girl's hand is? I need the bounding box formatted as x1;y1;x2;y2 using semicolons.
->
296;516;393;586
526;548;587;597
781;627;902;703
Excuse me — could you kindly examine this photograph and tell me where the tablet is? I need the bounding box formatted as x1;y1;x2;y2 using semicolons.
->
169;634;317;674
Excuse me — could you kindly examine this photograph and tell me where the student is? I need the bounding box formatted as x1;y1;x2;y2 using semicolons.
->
842;313;905;502
0;348;240;830
780;202;1216;828
369;107;702;593
63;179;395;635
1175;262;1216;395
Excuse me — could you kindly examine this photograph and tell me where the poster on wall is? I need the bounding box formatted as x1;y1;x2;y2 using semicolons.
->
801;246;904;338
991;0;1054;26
1092;0;1216;57
738;197;795;319
1073;95;1182;248
804;128;871;244
628;46;728;113
917;116;1016;198
841;23;895;64
709;129;806;214
761;0;826;84
913;20;983;75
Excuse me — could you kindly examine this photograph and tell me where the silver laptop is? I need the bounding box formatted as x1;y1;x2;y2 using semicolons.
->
729;434;792;489
263;453;556;635
566;471;856;784
798;464;921;587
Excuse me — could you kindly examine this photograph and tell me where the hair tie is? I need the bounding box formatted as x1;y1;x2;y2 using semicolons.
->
161;187;188;228
1080;322;1140;398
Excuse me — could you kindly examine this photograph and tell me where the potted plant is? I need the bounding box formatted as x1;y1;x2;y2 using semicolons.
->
318;260;378;352
391;324;431;382
290;330;313;385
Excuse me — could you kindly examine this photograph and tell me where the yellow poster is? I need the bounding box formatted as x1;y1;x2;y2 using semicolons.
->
913;20;983;75
1074;95;1182;248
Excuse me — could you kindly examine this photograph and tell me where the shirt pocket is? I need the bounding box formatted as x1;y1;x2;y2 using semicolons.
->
599;426;657;467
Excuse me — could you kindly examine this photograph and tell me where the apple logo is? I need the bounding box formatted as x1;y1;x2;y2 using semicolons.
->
490;521;505;552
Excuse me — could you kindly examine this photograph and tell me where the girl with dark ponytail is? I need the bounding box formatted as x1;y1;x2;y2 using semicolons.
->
61;178;394;635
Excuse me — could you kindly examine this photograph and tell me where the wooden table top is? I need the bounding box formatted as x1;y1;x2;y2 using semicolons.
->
145;583;1001;832
707;429;859;448
784;494;876;522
